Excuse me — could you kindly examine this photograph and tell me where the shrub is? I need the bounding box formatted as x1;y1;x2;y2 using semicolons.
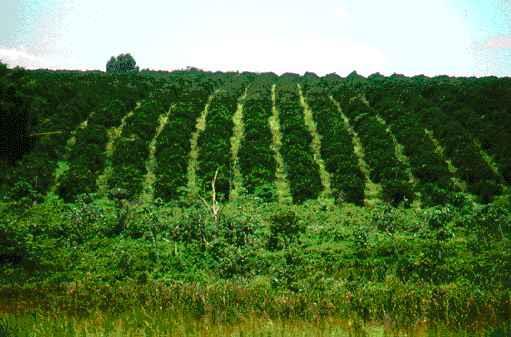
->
268;210;303;250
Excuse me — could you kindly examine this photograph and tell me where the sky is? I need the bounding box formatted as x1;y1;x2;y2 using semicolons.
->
1;0;510;77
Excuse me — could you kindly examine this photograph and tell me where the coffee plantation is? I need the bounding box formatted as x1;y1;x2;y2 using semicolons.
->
1;65;510;336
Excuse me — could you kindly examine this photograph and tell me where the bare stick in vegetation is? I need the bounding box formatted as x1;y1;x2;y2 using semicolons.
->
200;168;222;224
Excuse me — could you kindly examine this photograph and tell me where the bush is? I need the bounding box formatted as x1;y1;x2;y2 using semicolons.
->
469;204;510;242
268;210;303;250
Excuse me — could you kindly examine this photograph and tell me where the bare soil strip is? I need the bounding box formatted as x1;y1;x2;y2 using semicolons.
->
186;93;216;199
140;105;174;203
297;84;332;201
229;88;249;201
270;84;293;204
374;114;422;208
424;128;467;192
330;96;382;206
96;103;140;196
49;111;95;194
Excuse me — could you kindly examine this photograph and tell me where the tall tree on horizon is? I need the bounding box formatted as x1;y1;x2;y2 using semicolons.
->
106;53;139;73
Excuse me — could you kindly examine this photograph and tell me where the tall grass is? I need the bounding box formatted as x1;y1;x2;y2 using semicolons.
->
1;311;509;337
1;280;509;336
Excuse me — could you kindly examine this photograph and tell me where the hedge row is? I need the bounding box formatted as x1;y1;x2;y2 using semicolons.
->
338;94;414;205
238;75;278;201
303;85;365;205
57;99;138;201
197;77;249;199
365;75;505;203
154;79;216;201
275;77;322;203
420;105;501;203
365;83;456;206
421;77;511;185
2;72;129;202
108;86;176;200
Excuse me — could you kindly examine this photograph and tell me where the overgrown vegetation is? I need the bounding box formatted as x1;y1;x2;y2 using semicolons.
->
0;197;510;335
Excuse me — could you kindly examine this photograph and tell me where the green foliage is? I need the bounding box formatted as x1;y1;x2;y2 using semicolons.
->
302;83;365;204
106;53;139;73
108;90;173;200
366;81;456;206
0;64;34;164
372;205;400;233
421;106;501;202
0;318;18;337
1;199;510;332
468;203;510;242
339;95;414;205
154;78;215;201
422;77;511;185
1;71;148;203
8;180;44;206
275;78;322;203
238;76;277;201
3;69;509;208
197;77;248;199
268;209;303;250
56;82;148;201
1;68;511;336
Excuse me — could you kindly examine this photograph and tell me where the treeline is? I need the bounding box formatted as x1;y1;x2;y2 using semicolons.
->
0;64;33;164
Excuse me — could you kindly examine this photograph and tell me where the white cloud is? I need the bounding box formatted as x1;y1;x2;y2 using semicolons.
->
484;36;511;49
0;47;47;69
334;7;348;19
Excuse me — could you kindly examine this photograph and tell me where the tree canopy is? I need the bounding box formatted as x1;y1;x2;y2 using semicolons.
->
106;53;139;73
